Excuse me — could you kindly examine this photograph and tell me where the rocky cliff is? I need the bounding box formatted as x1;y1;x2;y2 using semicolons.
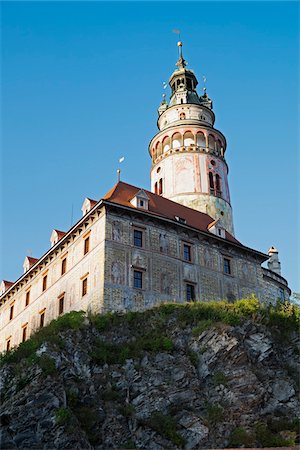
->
0;298;299;449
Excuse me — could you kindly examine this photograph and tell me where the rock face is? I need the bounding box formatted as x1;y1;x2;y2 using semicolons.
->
0;305;299;449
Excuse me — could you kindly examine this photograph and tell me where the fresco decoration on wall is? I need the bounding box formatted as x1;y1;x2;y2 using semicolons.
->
183;264;196;282
203;247;213;268
159;233;169;253
174;156;194;193
161;272;171;295
132;252;146;268
112;221;122;242
111;261;124;284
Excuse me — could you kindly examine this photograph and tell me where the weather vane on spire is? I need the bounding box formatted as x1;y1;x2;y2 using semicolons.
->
172;29;187;69
203;75;207;94
117;156;125;182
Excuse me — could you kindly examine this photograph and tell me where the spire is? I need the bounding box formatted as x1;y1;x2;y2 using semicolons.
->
176;41;187;70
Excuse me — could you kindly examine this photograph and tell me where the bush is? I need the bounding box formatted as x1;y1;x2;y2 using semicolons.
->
228;427;254;447
255;422;296;447
187;349;199;368
55;408;72;426
146;411;186;447
119;404;135;417
0;311;85;366
192;319;213;336
212;371;228;386
73;405;99;444
101;387;122;401
37;355;57;375
205;403;224;425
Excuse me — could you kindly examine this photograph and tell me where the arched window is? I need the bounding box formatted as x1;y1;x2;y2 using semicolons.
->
162;136;170;153
196;132;205;148
183;131;194;147
158;178;163;195
172;132;181;149
216;140;222;154
216;174;221;195
156;141;162;157
209;172;214;194
154;182;158;194
208;135;215;150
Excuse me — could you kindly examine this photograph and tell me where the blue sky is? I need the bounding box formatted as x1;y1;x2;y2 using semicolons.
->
1;1;299;293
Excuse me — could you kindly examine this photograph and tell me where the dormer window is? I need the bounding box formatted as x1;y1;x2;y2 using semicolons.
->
175;216;186;224
81;198;97;216
23;256;39;273
50;230;66;247
207;219;226;238
130;189;149;210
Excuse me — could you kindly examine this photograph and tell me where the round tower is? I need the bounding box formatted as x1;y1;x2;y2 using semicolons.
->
149;42;234;235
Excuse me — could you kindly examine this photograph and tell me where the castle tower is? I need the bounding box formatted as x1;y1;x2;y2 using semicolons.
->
149;42;234;235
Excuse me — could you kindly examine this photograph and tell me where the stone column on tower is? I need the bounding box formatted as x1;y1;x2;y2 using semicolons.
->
149;42;235;236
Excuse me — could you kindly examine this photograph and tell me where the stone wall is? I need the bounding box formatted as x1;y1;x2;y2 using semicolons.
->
103;207;265;312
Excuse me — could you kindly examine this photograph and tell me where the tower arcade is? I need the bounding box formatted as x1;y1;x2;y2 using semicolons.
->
149;42;234;235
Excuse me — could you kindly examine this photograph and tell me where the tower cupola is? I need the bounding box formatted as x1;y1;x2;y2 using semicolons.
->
168;42;201;107
149;42;235;235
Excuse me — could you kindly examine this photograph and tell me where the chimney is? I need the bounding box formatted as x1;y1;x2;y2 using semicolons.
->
267;246;281;276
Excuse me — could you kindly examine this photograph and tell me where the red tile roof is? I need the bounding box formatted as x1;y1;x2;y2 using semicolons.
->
87;198;98;207
53;230;66;240
1;280;14;290
26;256;39;265
103;181;240;244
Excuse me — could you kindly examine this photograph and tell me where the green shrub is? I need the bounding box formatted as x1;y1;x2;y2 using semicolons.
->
101;387;122;401
55;407;72;426
255;422;296;447
192;319;213;336
0;311;85;366
122;440;137;449
37;355;57;375
146;411;186;447
228;427;254;447
267;417;300;434
119;404;135;417
187;349;199;368
73;405;99;444
90;340;131;365
212;371;228;386
205;403;224;425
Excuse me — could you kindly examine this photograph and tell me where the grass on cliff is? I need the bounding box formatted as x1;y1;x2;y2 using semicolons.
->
1;297;299;367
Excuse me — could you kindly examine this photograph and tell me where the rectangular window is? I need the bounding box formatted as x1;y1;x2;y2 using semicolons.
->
59;296;64;315
61;257;67;275
40;312;45;328
279;287;285;302
186;284;195;302
22;326;27;343
183;243;192;262
134;229;143;247
84;236;90;255
6;339;11;352
42;275;47;292
9;304;14;321
133;270;143;289
25;290;30;307
82;277;88;297
223;258;231;275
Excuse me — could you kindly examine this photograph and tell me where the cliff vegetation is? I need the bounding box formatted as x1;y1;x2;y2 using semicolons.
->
0;297;299;449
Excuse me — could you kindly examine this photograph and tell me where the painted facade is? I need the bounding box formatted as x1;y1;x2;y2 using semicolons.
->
0;43;291;352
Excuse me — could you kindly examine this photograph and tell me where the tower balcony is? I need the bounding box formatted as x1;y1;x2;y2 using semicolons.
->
151;144;225;165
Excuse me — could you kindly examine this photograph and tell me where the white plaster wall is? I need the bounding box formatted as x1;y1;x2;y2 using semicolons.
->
158;104;214;130
0;212;106;351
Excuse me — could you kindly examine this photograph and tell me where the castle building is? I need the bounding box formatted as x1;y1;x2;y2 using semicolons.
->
0;43;290;352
